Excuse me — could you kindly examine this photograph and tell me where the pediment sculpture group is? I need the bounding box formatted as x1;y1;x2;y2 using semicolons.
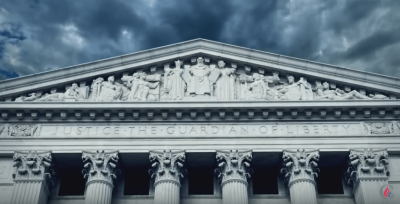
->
15;57;390;102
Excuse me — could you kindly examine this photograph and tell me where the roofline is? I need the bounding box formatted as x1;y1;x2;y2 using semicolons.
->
0;38;399;98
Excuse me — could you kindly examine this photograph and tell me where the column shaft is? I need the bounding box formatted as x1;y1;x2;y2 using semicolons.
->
222;181;248;204
353;179;390;204
85;181;113;204
289;180;317;204
11;180;49;204
154;181;180;204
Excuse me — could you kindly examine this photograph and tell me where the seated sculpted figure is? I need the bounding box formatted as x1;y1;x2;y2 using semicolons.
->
248;73;267;100
64;83;82;101
277;76;312;100
188;57;211;97
97;76;123;102
315;82;369;100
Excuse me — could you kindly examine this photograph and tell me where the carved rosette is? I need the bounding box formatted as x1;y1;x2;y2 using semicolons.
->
149;150;186;187
12;151;55;184
215;150;252;186
280;149;320;186
82;150;119;187
345;149;390;187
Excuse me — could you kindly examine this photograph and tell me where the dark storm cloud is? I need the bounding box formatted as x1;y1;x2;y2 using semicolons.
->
0;0;399;81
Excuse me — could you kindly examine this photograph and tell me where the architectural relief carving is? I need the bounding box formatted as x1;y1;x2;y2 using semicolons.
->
149;150;186;186
215;150;252;185
82;150;120;186
345;149;390;186
363;122;393;134
0;124;40;137
11;56;394;103
280;149;320;185
12;151;55;183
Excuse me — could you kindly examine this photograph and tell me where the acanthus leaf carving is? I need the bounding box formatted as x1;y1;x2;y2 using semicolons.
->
280;149;320;186
215;150;252;186
12;151;56;186
149;150;186;186
82;150;120;186
11;57;395;103
345;149;389;187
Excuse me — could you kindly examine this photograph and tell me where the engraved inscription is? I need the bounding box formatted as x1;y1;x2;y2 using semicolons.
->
36;123;374;137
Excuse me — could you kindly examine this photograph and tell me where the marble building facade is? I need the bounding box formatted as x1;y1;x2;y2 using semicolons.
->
0;39;399;204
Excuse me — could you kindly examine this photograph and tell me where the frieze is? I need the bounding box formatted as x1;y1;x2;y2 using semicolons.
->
0;122;398;138
10;57;396;103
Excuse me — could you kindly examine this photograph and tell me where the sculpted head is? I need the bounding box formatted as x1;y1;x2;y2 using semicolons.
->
253;73;260;81
197;57;204;65
175;60;182;68
323;82;329;89
140;72;147;79
133;73;139;78
287;75;294;84
71;83;78;89
217;60;225;68
108;76;115;83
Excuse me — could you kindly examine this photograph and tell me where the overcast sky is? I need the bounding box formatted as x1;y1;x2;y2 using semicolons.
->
1;0;400;80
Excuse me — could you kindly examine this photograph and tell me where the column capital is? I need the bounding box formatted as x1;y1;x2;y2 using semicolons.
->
280;149;320;187
149;150;186;187
12;151;55;184
215;150;252;186
82;150;120;187
345;148;390;187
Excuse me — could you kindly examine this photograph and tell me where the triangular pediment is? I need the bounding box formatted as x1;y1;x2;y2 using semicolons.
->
0;39;399;103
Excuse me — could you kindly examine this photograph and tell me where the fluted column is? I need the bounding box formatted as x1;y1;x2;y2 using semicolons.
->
11;151;55;204
345;149;392;204
149;150;186;204
82;150;119;204
280;149;319;204
215;150;252;204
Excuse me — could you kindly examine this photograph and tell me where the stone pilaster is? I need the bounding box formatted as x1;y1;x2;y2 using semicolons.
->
280;149;319;204
215;150;252;204
82;150;119;204
11;151;55;204
345;149;391;204
149;150;186;204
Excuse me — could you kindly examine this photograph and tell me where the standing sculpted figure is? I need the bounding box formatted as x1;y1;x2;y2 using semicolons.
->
164;60;185;100
214;60;236;100
248;73;267;100
136;72;159;101
188;57;211;96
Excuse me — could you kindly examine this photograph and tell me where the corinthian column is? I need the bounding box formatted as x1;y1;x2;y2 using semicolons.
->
82;150;119;204
345;149;391;204
215;150;252;204
11;151;55;204
280;149;319;204
149;150;186;204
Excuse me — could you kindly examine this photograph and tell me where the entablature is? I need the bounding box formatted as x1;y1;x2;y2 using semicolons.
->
0;100;399;122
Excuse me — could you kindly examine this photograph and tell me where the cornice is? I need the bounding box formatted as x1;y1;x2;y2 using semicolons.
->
0;39;399;99
0;100;398;122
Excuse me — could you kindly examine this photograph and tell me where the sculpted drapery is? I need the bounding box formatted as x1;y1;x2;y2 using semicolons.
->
188;57;211;96
214;60;236;100
13;57;393;102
